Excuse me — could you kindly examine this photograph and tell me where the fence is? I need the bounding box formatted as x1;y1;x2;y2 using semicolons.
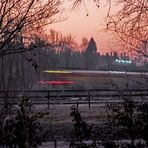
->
0;89;148;109
0;89;148;148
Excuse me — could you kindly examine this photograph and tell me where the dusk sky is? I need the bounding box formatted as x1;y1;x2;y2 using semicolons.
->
48;1;118;53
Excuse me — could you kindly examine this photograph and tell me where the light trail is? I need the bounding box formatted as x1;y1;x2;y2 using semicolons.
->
43;70;148;76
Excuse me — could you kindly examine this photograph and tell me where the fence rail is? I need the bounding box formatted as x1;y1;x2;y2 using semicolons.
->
0;89;148;108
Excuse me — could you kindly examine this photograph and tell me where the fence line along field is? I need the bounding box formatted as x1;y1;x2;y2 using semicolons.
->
0;89;148;109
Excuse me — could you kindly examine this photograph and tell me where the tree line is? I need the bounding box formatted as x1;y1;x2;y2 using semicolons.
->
0;29;140;91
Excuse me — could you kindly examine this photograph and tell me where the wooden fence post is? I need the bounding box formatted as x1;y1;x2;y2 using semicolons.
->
88;91;91;109
76;101;79;110
47;92;50;109
54;139;57;148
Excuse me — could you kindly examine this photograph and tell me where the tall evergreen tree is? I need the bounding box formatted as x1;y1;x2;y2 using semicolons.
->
85;37;98;70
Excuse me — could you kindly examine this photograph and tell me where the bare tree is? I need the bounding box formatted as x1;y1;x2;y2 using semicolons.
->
48;29;76;49
80;37;88;50
72;0;148;57
106;0;148;57
0;0;61;57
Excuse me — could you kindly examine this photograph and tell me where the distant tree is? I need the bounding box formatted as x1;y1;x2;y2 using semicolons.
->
63;47;72;68
48;29;76;50
80;37;88;50
0;28;78;91
105;52;110;69
112;51;119;60
85;37;98;69
71;50;85;69
46;30;77;68
85;37;97;54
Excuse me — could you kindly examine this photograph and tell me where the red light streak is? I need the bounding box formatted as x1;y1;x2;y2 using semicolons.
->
38;81;75;85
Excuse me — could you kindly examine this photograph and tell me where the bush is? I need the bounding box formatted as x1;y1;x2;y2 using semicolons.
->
0;96;46;148
68;105;96;148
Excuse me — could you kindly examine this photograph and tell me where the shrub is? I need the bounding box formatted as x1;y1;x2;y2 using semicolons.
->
0;96;46;148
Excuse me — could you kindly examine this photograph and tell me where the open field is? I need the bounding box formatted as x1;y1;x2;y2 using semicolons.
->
36;104;108;147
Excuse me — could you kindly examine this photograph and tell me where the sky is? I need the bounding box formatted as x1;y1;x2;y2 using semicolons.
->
48;1;118;54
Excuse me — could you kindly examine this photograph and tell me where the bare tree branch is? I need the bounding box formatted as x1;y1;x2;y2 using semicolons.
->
0;0;62;57
72;0;148;57
105;0;148;57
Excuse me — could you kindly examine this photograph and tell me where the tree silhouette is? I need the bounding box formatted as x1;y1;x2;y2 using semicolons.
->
85;37;98;70
68;105;95;148
0;0;60;57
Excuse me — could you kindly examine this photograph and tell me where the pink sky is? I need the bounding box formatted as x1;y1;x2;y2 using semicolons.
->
48;1;118;53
